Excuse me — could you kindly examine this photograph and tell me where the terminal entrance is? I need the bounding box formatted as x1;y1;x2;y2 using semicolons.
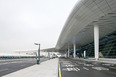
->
74;30;116;58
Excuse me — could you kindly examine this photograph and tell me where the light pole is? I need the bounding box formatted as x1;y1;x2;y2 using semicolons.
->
34;43;40;64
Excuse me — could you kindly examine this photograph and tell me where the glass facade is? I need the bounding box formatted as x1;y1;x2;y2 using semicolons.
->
77;30;116;58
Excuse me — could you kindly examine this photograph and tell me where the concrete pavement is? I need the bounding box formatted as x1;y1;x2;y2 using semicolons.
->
1;57;115;77
2;58;58;77
0;58;49;76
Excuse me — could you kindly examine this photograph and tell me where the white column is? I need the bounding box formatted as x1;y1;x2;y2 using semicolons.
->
73;43;76;58
94;25;99;60
68;47;70;57
48;52;50;60
84;50;86;58
65;49;67;57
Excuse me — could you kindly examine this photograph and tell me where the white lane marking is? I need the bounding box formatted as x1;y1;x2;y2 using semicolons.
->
102;64;114;66
0;61;29;65
11;61;18;63
63;67;80;72
0;69;9;72
83;67;89;70
92;67;109;71
21;65;25;66
66;65;68;67
63;62;71;65
109;67;116;69
77;62;84;64
84;64;94;66
0;63;9;65
11;61;25;63
65;64;75;67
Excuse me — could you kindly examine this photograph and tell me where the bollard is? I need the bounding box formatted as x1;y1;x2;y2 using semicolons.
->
37;60;40;64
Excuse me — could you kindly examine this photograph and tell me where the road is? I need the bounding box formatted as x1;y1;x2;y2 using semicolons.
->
0;58;48;76
59;58;116;77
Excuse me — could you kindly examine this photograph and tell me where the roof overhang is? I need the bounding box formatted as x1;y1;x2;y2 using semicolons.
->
56;0;116;51
41;48;55;52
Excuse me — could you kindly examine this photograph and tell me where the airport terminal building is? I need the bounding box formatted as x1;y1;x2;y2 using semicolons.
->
56;0;116;59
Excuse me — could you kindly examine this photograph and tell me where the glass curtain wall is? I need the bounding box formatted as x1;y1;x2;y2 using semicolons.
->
78;30;116;58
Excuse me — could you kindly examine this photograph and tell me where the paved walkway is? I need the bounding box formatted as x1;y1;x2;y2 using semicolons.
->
2;58;58;77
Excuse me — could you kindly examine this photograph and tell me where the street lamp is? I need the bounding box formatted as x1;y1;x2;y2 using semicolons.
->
34;43;40;64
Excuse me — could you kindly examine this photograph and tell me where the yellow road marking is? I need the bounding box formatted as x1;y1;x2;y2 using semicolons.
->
59;59;62;77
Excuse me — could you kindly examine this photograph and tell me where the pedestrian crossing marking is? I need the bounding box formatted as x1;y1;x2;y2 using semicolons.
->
66;65;75;67
62;67;80;72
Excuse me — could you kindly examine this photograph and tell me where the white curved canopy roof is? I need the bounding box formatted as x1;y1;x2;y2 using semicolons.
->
56;0;116;51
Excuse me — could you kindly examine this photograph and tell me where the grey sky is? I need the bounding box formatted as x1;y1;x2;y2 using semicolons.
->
0;0;78;52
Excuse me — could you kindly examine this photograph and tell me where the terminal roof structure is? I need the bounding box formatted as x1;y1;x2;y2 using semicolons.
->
56;0;116;52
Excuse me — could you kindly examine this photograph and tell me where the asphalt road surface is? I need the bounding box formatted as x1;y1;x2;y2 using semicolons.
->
0;58;48;76
59;58;116;77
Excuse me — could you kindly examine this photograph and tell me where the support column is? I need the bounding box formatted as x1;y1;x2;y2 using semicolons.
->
65;49;67;57
84;50;86;58
94;25;99;60
48;52;50;60
68;47;70;57
73;43;76;58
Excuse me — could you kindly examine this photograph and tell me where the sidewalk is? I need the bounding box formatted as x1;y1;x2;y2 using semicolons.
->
2;58;58;77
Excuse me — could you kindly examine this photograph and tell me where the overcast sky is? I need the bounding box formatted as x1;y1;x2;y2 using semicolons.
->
0;0;78;53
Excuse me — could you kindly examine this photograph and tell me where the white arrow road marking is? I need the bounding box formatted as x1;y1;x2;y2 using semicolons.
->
65;67;80;72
